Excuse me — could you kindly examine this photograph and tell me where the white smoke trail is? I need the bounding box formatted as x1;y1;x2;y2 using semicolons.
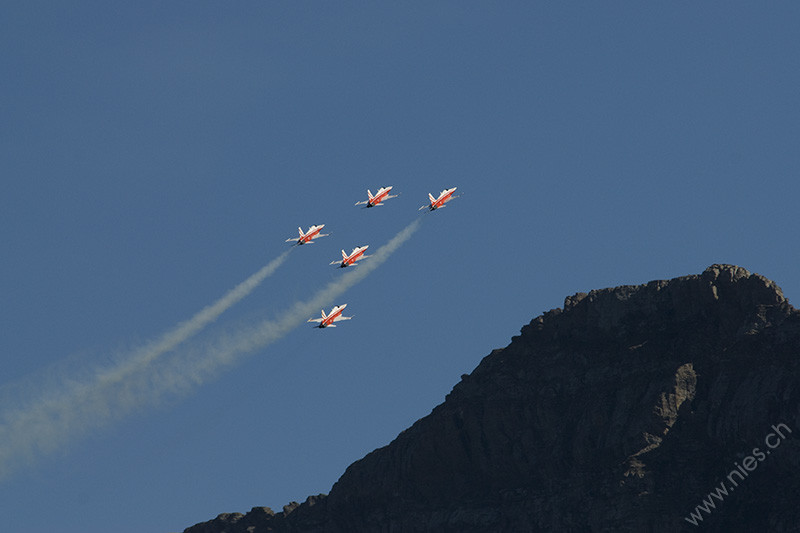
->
0;220;420;480
0;249;291;479
97;249;292;379
167;217;423;386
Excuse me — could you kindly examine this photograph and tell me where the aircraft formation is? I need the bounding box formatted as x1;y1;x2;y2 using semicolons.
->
291;186;458;328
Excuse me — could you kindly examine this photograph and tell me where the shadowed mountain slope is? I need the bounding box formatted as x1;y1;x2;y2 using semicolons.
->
185;265;800;532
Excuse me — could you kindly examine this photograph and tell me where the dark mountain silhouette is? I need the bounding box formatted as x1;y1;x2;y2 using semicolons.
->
184;265;800;532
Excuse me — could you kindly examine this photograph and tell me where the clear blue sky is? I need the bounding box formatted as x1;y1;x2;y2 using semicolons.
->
1;3;798;532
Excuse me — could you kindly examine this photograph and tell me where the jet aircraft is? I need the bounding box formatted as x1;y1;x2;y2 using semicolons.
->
308;304;352;328
286;225;328;245
330;245;370;268
355;186;398;208
420;187;458;211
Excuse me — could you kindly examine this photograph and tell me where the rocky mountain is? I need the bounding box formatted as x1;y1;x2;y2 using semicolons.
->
184;265;800;532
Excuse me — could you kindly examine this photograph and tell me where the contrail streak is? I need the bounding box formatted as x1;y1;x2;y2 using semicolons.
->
171;217;423;384
0;249;291;480
0;220;420;480
99;248;292;378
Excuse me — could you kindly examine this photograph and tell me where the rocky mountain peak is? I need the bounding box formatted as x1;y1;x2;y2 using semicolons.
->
185;265;799;532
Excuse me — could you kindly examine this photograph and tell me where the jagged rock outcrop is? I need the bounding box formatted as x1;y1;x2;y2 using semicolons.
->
185;265;800;532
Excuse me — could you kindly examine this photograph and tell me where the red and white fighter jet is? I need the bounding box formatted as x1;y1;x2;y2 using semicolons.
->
419;187;458;211
286;225;328;245
308;304;352;328
330;245;370;268
355;186;398;208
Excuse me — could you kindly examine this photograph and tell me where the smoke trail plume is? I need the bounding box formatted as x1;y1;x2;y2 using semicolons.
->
0;220;420;480
100;249;292;376
171;217;423;383
0;249;291;479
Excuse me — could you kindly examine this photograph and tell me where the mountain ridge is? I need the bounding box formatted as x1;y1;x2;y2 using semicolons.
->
185;264;800;532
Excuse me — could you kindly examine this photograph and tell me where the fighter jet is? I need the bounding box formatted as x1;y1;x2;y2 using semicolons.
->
330;245;370;268
419;187;458;211
355;186;398;208
308;304;352;328
286;225;328;245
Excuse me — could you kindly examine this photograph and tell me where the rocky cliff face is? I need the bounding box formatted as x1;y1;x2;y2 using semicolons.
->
185;265;800;532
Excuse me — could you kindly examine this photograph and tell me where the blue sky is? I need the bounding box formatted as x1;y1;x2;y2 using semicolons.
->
1;3;798;532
